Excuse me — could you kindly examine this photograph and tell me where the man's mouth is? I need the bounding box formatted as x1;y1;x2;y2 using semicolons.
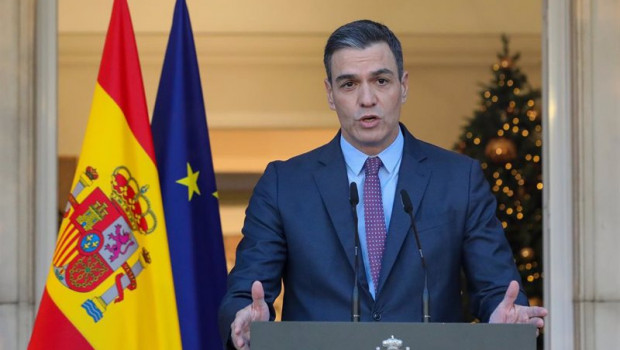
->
359;115;380;127
360;115;379;122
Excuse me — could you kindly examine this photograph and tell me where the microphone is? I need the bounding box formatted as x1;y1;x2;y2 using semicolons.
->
400;189;431;323
349;182;361;322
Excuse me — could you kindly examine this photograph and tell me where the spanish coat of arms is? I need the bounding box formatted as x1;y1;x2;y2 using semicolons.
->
53;166;156;322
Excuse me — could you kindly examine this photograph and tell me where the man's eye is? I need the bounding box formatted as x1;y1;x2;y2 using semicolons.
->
377;78;389;85
341;81;354;88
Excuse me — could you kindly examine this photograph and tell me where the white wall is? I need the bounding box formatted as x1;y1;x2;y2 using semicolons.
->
574;0;620;347
58;33;542;172
0;0;36;349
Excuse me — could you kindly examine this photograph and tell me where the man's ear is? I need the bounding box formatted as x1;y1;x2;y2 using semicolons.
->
400;71;409;104
324;78;336;110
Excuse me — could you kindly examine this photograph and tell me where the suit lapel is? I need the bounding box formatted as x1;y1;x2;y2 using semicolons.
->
312;134;358;271
311;127;432;295
378;127;431;294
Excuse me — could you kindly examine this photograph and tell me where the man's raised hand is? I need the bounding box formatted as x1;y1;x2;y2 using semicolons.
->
489;280;548;335
230;281;270;350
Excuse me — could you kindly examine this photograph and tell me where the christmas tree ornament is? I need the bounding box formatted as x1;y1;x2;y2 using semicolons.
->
500;57;513;68
485;137;517;163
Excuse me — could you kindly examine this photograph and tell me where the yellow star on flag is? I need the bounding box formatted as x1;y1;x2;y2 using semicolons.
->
176;162;201;201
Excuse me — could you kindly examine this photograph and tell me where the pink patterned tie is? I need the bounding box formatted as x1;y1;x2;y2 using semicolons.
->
364;156;386;292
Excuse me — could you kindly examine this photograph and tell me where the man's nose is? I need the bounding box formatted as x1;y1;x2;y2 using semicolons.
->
358;83;377;107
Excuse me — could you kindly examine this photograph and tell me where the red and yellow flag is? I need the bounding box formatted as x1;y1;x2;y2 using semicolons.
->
29;1;181;348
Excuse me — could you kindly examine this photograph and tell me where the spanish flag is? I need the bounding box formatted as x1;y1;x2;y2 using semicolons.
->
29;0;181;348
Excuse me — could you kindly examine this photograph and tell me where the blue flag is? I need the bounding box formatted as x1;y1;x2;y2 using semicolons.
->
151;1;227;349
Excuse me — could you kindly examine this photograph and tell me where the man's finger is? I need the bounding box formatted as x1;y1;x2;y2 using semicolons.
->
232;307;251;332
525;305;548;318
232;320;244;336
528;316;545;328
251;280;265;305
501;280;520;307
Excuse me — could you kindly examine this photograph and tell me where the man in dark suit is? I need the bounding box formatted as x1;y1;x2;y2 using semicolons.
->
218;19;547;350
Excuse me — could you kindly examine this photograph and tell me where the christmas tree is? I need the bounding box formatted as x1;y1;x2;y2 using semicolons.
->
455;35;543;306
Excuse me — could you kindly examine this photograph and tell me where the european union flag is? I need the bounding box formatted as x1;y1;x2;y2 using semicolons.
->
151;1;227;349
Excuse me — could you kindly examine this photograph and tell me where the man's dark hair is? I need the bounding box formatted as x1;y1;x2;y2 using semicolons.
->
323;19;404;83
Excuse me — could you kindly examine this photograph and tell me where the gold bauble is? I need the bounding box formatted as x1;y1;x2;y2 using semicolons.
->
485;137;517;163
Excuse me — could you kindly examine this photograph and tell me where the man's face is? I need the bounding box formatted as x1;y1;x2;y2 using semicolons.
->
325;42;408;156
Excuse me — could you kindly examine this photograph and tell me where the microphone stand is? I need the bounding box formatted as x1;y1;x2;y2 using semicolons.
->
350;182;361;322
400;190;431;323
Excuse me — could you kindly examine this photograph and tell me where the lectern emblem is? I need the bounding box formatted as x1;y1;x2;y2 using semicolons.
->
375;335;410;350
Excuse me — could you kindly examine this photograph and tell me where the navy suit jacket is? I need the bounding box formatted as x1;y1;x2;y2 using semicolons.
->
218;125;526;344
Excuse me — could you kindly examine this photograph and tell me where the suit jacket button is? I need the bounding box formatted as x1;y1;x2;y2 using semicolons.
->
372;312;381;321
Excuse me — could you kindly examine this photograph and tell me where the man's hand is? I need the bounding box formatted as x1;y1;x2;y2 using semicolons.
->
230;281;270;350
489;280;548;335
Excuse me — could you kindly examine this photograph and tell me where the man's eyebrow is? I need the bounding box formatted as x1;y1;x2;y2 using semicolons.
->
334;68;396;83
371;68;395;77
334;74;357;83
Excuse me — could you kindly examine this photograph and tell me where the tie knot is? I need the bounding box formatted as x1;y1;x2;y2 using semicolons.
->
365;157;383;176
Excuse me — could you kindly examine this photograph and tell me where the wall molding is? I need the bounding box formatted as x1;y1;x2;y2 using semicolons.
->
543;0;576;349
59;32;541;68
34;0;58;316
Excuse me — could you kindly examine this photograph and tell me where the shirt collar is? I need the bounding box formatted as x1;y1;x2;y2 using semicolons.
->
340;129;404;176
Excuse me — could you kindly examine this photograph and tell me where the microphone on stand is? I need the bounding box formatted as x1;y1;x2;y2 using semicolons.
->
349;182;361;322
400;189;431;323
